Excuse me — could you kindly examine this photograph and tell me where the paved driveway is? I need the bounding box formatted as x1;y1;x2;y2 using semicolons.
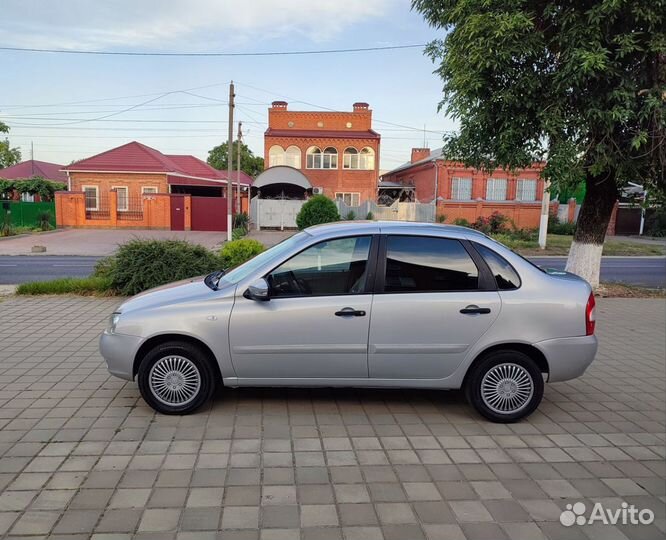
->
0;297;663;539
0;229;228;256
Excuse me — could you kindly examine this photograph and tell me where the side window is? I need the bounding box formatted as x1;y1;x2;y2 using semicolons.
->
474;243;521;290
268;236;372;297
384;236;479;292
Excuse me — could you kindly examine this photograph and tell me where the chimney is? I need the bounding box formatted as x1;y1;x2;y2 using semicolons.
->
353;102;369;112
271;100;288;110
411;148;431;163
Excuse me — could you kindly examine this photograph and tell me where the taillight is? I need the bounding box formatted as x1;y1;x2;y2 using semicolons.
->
585;293;596;335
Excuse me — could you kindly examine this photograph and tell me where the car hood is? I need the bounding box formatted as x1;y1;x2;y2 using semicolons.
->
117;277;233;314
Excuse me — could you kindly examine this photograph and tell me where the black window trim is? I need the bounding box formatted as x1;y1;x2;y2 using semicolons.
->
373;233;497;295
468;241;522;291
261;233;380;299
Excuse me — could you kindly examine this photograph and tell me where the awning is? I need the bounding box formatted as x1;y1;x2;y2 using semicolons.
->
253;166;311;190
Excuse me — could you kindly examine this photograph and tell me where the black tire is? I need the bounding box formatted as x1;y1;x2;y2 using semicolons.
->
137;341;216;415
465;350;544;423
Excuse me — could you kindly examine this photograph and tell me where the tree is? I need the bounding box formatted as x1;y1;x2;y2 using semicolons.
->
0;121;21;169
413;0;665;287
207;140;264;177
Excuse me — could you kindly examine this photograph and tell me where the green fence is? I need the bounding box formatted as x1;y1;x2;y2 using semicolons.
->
1;201;56;228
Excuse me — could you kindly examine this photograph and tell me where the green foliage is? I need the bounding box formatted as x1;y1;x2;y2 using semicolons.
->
296;195;340;229
548;214;577;235
220;238;265;269
644;208;666;237
233;211;249;230
0;121;21;168
0;177;67;201
232;227;247;240
365;211;374;220
207;140;264;177
470;211;508;234
437;214;447;223
16;277;113;296
345;210;356;221
103;239;222;296
453;217;470;227
37;211;53;231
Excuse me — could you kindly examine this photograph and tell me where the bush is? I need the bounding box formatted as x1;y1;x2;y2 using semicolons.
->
365;211;374;220
232;227;247;240
104;239;222;296
345;210;356;221
17;277;113;296
644;207;666;237
548;214;576;235
296;195;340;229
220;238;265;269
233;211;249;230
471;211;508;234
453;217;470;227
437;214;447;223
37;211;53;231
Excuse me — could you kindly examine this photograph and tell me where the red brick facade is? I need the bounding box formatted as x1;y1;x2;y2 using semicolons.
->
263;102;380;202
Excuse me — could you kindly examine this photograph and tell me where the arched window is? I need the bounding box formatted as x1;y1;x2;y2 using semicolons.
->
269;145;285;167
285;146;301;169
359;147;375;170
306;146;322;169
343;147;359;169
323;147;338;169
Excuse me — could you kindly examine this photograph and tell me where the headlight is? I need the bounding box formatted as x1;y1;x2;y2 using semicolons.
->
107;312;121;333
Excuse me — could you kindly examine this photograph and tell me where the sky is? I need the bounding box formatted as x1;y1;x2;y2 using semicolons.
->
1;0;454;172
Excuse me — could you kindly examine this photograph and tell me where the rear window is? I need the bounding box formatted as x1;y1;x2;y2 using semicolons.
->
474;243;521;290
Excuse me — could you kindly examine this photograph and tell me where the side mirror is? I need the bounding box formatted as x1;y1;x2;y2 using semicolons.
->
244;278;270;301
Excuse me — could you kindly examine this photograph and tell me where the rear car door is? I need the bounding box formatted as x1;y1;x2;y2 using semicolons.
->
229;235;377;379
368;234;501;380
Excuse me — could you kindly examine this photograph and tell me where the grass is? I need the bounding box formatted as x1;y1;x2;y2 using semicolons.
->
16;277;114;296
496;234;665;256
597;282;666;298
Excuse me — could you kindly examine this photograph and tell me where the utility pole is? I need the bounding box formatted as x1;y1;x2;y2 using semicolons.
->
538;179;551;249
236;121;242;215
226;81;235;242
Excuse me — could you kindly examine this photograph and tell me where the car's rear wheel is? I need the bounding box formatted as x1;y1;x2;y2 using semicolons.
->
465;350;544;423
137;341;216;414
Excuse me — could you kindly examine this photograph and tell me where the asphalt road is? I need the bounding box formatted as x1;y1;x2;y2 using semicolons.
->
0;255;664;288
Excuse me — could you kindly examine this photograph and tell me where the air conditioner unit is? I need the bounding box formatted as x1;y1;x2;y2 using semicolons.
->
312;187;324;195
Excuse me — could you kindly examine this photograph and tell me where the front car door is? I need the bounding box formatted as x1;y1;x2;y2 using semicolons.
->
229;235;377;380
369;234;501;380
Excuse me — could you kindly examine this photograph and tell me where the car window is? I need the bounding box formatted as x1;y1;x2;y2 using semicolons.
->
474;243;521;289
384;235;479;292
267;236;372;297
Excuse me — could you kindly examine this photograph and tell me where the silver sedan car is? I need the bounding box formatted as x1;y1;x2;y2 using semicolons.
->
100;221;598;422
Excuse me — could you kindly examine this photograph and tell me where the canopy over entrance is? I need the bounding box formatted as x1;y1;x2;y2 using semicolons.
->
253;166;311;199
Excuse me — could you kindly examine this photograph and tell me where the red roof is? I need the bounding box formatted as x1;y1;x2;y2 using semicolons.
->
0;160;67;182
63;141;252;185
265;128;380;140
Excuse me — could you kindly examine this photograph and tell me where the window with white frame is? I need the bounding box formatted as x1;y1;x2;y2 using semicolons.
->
285;146;301;168
359;147;375;170
451;177;472;200
20;192;35;202
307;146;337;169
83;186;99;211
335;192;360;206
113;186;129;211
269;145;285;167
141;186;158;194
516;179;537;201
343;147;359;169
485;178;507;201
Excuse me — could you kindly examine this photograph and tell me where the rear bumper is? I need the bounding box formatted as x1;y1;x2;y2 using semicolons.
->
99;331;143;381
536;335;598;383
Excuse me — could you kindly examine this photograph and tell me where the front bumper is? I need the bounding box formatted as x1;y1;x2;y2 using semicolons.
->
99;331;143;381
536;335;598;383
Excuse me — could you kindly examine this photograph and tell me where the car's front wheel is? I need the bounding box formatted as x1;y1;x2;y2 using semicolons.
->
465;350;544;423
137;341;216;414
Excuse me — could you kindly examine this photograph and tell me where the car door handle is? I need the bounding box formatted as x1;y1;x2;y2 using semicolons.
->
335;308;366;317
460;305;491;315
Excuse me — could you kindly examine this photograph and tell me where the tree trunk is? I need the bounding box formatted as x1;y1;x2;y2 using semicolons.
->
565;172;618;288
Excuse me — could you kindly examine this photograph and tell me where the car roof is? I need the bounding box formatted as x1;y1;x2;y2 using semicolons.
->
305;220;489;239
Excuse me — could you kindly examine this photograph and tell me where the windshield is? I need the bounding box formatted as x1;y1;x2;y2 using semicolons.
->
219;232;308;285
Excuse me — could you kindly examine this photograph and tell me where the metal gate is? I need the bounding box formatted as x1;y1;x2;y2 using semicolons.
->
191;196;228;231
615;206;642;235
254;198;304;230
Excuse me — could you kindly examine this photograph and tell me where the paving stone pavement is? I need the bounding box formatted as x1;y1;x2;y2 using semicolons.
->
0;296;664;540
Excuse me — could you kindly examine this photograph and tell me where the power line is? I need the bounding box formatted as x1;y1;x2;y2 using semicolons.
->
0;44;425;57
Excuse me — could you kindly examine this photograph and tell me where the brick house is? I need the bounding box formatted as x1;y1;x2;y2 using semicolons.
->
0;160;67;201
380;147;553;229
57;141;251;231
260;101;380;203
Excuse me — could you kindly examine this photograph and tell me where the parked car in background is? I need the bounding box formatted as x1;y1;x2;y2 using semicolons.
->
100;221;597;422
